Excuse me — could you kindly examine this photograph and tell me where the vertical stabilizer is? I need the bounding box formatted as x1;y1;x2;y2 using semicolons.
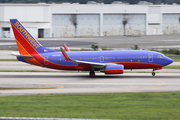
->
10;19;44;55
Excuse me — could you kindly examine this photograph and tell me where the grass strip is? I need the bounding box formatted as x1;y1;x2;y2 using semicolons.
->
163;66;180;69
0;59;17;61
0;92;180;119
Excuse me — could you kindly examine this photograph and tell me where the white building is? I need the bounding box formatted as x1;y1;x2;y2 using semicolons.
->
0;3;180;38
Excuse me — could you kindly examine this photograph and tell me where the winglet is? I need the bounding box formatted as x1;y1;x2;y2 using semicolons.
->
63;43;71;52
60;48;72;61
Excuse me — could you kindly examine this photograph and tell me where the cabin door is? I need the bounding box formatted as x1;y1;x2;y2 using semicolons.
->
148;53;153;62
100;56;104;62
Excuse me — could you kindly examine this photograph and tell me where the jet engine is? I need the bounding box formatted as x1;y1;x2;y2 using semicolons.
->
104;64;124;74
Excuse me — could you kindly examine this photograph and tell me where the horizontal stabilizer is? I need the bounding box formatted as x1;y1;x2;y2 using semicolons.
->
11;52;33;58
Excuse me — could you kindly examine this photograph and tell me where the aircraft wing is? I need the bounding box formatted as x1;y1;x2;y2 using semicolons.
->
11;52;33;58
60;48;106;67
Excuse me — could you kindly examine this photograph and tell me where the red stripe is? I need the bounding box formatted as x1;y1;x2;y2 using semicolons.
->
111;62;163;69
11;23;38;55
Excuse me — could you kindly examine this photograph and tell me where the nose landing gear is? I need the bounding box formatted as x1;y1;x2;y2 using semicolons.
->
152;71;155;76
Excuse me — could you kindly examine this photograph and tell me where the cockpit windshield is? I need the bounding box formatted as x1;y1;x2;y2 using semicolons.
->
158;54;165;58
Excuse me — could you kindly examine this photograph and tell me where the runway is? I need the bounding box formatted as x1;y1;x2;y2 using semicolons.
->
0;35;180;96
0;72;180;96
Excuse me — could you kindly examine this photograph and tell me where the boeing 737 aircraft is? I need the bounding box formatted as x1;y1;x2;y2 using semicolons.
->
10;19;173;77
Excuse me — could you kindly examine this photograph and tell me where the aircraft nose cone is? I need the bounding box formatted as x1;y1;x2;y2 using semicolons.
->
166;57;173;65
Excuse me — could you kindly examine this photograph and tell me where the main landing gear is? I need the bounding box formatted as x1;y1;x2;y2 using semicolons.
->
89;71;95;77
152;71;156;76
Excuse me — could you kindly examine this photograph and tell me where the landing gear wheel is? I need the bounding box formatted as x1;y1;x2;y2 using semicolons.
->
89;71;95;78
152;72;155;76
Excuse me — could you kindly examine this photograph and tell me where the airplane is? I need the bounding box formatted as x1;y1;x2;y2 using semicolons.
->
10;19;173;77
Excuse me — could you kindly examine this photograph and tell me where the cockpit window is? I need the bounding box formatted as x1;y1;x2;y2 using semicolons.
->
158;54;165;58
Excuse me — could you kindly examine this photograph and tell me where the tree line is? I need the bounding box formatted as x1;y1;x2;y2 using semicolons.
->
0;0;178;5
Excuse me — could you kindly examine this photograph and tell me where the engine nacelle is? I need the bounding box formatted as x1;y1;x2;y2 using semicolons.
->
104;64;124;74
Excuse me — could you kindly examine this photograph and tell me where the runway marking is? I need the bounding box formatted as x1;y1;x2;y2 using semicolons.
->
154;81;164;87
41;84;64;89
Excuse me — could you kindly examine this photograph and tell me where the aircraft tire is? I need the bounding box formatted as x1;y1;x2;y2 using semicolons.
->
152;72;155;76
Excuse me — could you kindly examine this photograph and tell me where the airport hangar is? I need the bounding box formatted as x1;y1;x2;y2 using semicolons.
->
0;3;180;38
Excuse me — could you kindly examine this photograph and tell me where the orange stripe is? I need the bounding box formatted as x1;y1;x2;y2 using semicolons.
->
16;38;44;67
16;39;31;56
